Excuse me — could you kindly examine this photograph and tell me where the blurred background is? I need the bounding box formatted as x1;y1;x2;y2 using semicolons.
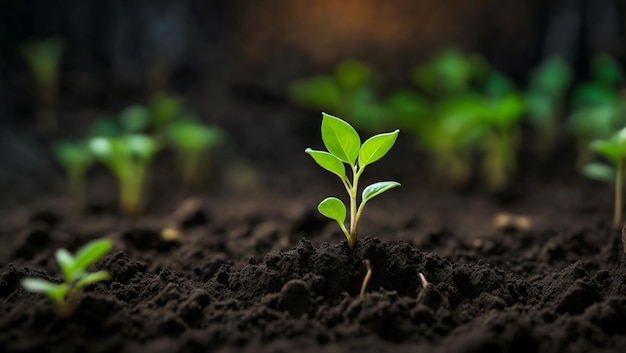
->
1;0;625;211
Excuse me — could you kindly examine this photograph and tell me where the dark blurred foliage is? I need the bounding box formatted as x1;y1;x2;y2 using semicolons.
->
0;0;624;198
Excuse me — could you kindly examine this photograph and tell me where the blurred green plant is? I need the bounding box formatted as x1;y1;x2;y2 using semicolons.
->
413;48;489;95
397;50;524;190
569;54;626;169
305;113;400;248
289;59;389;131
54;140;94;212
524;56;572;155
20;38;63;134
21;238;112;317
167;117;224;189
583;127;626;228
88;134;159;216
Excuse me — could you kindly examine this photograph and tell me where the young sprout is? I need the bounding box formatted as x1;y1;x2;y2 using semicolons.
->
583;127;626;228
20;38;63;133
88;134;159;216
21;238;112;317
167;118;224;189
53;141;93;212
306;113;400;248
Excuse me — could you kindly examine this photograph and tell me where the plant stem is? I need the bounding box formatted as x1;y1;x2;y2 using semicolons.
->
614;157;623;228
348;165;365;248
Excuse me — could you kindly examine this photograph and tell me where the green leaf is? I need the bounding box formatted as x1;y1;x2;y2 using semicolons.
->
305;149;347;181
584;162;616;183
22;278;68;305
75;271;110;290
362;181;400;205
591;140;621;162
318;197;346;225
55;249;76;282
358;130;399;167
321;113;361;164
73;238;113;273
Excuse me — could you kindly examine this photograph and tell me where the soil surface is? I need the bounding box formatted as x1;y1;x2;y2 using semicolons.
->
1;91;626;353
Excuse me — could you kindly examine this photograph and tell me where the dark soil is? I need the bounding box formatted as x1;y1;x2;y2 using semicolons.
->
1;94;626;352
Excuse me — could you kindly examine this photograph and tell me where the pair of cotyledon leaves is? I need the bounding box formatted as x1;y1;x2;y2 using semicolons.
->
21;238;112;306
305;113;400;226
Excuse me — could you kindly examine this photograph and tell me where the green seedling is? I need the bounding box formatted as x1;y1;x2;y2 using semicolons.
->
167;117;224;188
583;127;626;228
479;73;525;191
305;113;400;248
21;238;112;317
524;56;572;155
20;38;63;133
569;54;626;169
290;60;389;131
54;141;94;211
89;134;158;216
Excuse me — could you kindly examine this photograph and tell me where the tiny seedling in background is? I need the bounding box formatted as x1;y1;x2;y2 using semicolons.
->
20;38;63;134
583;127;626;228
524;56;572;156
53;141;93;212
306;113;400;248
21;238;112;317
479;72;525;191
290;60;389;132
89;134;159;216
569;54;626;169
167;117;224;189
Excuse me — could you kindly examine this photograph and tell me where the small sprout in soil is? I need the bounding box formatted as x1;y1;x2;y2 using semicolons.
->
88;134;159;216
306;113;400;248
53;140;94;212
20;38;63;133
167;118;224;189
583;127;626;228
21;238;112;317
360;259;372;299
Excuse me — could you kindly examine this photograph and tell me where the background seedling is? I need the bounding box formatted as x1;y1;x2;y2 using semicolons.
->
21;238;112;317
53;140;94;212
569;54;626;169
479;72;525;191
583;127;626;228
524;56;572;156
167;117;224;189
290;60;389;132
306;113;400;248
20;38;63;134
89;134;159;216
